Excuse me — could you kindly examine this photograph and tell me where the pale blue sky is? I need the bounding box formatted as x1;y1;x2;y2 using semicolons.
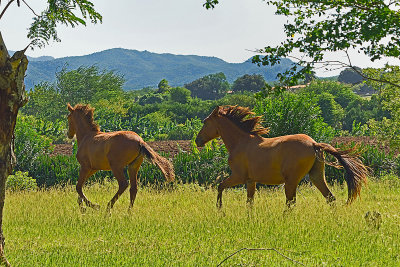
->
1;0;397;76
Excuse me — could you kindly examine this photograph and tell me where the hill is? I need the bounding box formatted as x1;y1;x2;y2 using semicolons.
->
24;48;294;90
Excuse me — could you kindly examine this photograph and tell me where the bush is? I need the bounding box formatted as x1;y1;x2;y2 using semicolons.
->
167;119;203;140
254;91;335;142
7;171;38;192
139;139;230;186
14;115;53;172
324;142;400;184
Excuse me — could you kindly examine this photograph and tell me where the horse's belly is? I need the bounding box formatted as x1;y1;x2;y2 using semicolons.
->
249;164;284;185
89;156;111;170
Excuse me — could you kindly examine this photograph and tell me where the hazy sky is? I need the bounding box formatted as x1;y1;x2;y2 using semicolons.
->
1;0;398;76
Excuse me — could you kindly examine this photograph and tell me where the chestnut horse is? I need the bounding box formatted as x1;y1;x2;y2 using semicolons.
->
195;105;369;208
67;103;175;212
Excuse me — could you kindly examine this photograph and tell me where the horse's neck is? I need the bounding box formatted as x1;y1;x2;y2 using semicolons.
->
74;118;98;145
216;117;251;152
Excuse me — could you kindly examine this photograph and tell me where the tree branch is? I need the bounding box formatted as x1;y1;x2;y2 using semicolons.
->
22;0;38;17
217;247;306;266
0;0;15;20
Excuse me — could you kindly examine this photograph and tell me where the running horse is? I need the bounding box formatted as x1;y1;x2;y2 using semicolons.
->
195;105;369;208
67;103;175;212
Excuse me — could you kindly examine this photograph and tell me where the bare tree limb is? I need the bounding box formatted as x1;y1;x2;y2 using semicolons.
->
0;0;15;20
217;247;306;266
21;0;38;17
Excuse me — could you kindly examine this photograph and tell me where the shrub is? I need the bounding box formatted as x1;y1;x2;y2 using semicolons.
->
7;171;38;192
254;91;335;142
167;119;203;140
138;139;230;186
14;115;53;172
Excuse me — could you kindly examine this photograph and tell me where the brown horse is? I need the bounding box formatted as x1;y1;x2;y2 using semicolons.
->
67;103;175;212
195;105;369;208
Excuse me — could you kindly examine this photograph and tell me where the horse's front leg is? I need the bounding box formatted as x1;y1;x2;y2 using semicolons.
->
217;173;243;209
76;167;98;212
246;181;256;207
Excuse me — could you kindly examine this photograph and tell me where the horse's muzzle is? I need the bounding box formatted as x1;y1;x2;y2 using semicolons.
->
195;136;205;147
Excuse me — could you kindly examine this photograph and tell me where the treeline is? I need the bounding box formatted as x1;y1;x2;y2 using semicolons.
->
21;65;388;143
10;64;400;188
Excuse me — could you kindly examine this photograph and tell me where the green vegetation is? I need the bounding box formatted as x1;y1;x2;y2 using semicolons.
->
5;1;400;265
6;172;37;192
254;90;335;142
184;72;230;100
231;74;266;93
15;64;400;188
5;180;400;266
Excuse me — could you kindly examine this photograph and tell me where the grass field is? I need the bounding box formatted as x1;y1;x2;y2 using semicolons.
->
4;178;400;266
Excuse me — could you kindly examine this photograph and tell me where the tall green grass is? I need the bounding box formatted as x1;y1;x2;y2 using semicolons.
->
4;179;400;266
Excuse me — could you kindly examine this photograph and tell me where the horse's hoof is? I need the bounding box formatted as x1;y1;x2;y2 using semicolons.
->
92;204;100;210
79;206;87;214
105;208;112;218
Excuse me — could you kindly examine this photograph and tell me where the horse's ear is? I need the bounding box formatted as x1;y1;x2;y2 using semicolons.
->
67;103;74;112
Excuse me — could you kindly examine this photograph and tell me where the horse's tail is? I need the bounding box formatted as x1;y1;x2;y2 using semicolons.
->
139;142;175;182
313;143;369;203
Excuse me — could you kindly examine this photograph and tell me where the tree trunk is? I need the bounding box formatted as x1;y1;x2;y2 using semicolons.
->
0;31;29;266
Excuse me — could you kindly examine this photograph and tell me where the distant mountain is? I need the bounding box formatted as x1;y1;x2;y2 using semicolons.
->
23;48;295;90
8;51;55;62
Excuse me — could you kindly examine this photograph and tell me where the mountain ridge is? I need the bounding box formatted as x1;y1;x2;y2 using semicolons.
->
23;48;294;90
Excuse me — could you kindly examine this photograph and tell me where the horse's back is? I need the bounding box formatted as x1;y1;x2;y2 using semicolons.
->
78;131;144;170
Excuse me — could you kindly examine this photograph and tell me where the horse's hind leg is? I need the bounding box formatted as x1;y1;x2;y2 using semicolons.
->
284;178;298;208
107;165;129;213
309;160;335;203
76;168;98;212
246;181;256;206
128;156;144;209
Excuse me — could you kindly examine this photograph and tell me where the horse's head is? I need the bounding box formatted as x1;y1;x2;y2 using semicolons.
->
67;103;76;139
195;106;221;147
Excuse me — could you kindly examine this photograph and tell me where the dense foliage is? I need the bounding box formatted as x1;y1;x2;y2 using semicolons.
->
254;90;335;142
231;74;266;93
15;64;400;187
184;72;230;100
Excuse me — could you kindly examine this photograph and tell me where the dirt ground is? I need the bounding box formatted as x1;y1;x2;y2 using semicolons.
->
49;140;194;157
50;136;389;157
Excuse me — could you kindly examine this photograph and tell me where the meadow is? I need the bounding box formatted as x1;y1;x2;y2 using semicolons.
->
4;178;400;266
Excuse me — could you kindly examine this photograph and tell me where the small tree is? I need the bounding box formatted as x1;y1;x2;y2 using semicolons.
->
184;72;229;100
169;87;191;104
157;79;170;93
253;90;335;142
231;74;265;93
23;66;125;122
315;92;345;129
338;67;365;85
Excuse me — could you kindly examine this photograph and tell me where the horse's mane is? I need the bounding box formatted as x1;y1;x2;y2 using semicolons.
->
220;105;269;136
73;104;100;131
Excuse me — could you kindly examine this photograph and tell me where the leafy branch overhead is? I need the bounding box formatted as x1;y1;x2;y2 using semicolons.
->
0;0;102;48
204;0;400;86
